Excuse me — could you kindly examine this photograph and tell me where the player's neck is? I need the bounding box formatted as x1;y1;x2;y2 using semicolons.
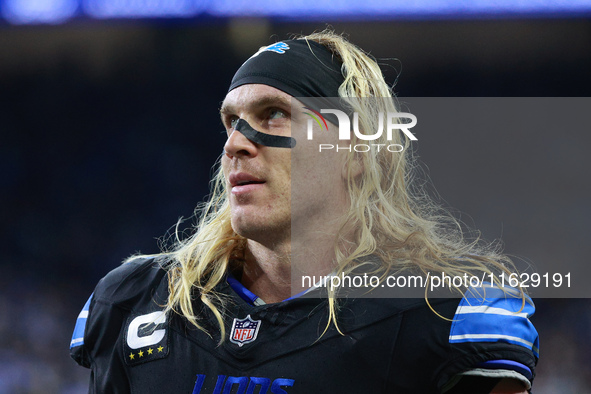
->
241;240;292;303
241;230;341;303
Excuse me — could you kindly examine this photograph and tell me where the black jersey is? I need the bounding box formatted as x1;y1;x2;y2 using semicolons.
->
71;257;538;393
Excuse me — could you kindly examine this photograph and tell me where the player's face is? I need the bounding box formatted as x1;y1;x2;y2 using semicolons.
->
221;84;351;246
221;84;292;243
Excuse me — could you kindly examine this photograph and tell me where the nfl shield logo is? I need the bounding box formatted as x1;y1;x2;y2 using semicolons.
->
230;315;261;347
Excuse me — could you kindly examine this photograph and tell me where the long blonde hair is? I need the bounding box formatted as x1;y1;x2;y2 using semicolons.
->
161;29;517;340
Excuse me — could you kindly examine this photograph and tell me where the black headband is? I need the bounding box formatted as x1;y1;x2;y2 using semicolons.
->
229;39;345;100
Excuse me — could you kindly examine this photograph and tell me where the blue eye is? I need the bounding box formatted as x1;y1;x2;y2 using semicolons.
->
230;118;239;129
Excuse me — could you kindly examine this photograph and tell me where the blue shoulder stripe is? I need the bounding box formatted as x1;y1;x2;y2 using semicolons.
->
477;360;533;380
70;293;93;349
449;284;539;358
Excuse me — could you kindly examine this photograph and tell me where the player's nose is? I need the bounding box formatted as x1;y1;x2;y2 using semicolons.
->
224;127;259;159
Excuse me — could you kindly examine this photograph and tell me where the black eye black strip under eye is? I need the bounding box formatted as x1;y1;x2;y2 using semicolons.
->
234;119;296;148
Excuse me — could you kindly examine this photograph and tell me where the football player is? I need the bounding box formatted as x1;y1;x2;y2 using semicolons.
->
71;30;538;393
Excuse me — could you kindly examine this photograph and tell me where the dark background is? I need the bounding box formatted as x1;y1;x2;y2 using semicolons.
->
1;18;590;392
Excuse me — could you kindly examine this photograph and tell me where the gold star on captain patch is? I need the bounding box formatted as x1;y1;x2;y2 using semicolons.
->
147;348;154;355
138;350;144;357
129;352;135;360
157;346;164;352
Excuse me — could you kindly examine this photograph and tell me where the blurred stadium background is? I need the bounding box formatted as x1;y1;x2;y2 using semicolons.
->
1;0;591;392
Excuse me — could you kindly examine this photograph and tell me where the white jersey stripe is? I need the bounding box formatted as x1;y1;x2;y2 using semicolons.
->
449;333;538;354
455;305;529;318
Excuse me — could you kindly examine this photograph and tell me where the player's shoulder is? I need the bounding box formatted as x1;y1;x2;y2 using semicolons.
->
70;254;171;368
92;254;170;308
443;284;539;392
448;283;539;356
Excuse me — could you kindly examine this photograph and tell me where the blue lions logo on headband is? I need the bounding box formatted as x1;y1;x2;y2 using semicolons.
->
263;42;290;54
245;42;290;63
